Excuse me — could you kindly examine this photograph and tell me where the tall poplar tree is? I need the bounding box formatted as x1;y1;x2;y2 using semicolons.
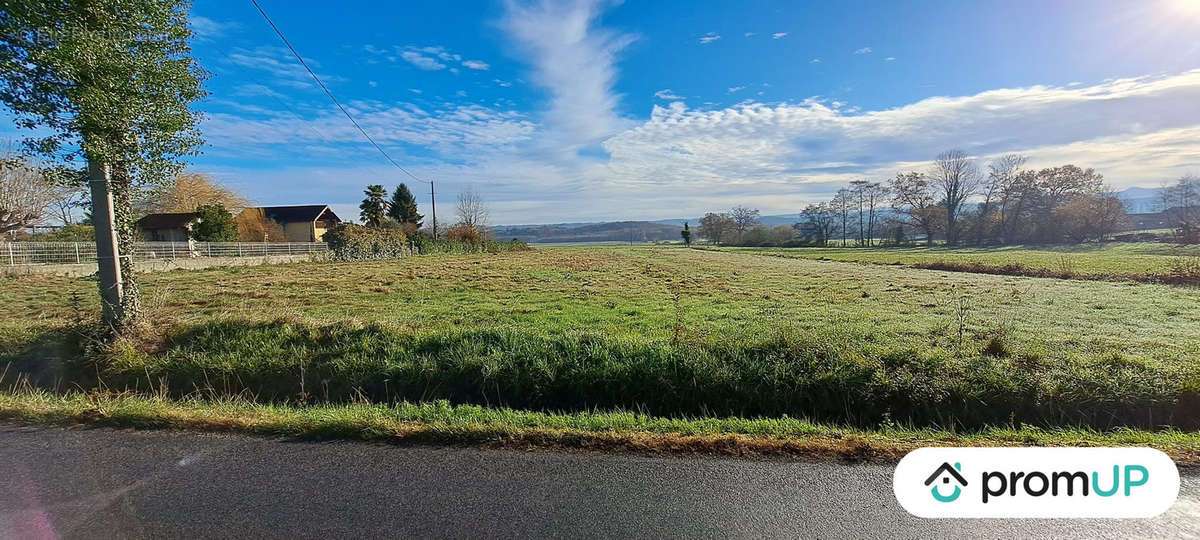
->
0;0;207;329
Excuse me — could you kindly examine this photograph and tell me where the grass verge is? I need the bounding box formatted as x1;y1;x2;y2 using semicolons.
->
86;318;1200;431
4;390;1200;463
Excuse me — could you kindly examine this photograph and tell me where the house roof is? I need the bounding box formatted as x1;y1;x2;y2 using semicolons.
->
255;205;341;224
136;212;199;230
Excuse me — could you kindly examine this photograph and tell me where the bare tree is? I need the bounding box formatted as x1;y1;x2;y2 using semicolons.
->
890;172;942;246
139;172;250;215
699;212;735;245
930;149;982;245
849;180;868;246
1160;174;1200;243
863;182;888;247
973;154;1026;244
799;203;837;245
0;148;59;234
50;183;88;225
729;205;760;243
830;188;855;247
455;185;489;228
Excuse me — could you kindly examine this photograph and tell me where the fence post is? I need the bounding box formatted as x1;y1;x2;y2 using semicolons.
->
238;243;243;257
170;242;176;259
6;243;12;266
75;243;80;264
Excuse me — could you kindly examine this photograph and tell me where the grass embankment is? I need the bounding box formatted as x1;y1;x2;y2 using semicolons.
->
5;391;1200;462
721;243;1200;284
2;247;1199;450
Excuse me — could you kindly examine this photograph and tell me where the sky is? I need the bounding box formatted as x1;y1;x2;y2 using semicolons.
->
9;0;1200;224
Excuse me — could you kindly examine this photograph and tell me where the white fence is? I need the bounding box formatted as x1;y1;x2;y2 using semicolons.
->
2;241;328;266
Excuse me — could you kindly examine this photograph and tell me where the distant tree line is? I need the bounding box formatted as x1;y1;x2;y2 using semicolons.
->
796;150;1132;247
1159;174;1199;243
797;151;1130;247
693;150;1149;248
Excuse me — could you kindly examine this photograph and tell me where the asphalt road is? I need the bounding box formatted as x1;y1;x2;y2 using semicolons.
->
2;426;1199;539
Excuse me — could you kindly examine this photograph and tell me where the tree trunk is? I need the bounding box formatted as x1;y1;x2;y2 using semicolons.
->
87;157;124;327
110;165;141;324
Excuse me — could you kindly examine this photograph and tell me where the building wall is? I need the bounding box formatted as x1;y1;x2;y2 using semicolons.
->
281;221;315;242
141;227;191;242
314;220;337;242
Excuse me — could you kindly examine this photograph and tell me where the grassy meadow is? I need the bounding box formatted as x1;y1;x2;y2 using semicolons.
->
2;245;1200;450
717;242;1200;280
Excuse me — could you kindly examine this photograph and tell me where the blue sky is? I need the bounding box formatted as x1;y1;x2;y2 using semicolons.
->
16;0;1200;224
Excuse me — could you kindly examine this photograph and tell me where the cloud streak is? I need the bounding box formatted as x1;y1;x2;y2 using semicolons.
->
498;0;636;156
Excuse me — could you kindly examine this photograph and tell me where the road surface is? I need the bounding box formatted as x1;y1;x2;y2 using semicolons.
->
1;425;1198;538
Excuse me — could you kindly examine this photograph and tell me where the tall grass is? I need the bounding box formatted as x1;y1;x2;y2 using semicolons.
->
53;318;1198;431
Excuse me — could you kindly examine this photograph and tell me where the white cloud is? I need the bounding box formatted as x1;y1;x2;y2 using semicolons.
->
727;86;745;94
854;47;873;54
400;50;446;70
744;32;756;37
190;16;238;40
499;0;636;156
462;60;491;71
654;89;684;100
494;79;512;87
201;101;536;154
771;32;788;39
223;46;344;89
885;57;896;62
810;58;821;64
600;70;1200;202
699;32;721;44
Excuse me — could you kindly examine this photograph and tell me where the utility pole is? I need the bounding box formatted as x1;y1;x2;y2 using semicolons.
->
87;158;123;326
429;181;437;239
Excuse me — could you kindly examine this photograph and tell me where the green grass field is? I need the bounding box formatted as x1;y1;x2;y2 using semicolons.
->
719;242;1200;278
2;246;1199;449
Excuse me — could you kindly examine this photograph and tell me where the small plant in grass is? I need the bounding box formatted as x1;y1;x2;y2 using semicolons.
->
1056;254;1077;277
981;332;1010;358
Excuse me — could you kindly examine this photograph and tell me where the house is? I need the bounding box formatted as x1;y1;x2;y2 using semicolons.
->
253;205;342;242
135;212;200;242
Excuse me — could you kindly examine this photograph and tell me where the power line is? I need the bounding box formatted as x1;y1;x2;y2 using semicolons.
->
249;0;427;186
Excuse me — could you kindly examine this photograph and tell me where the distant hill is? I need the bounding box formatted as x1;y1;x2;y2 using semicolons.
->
491;189;1176;243
1116;186;1164;214
652;214;799;228
491;221;683;243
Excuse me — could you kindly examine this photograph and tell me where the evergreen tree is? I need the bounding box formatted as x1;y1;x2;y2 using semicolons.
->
681;222;692;246
190;204;238;241
359;184;387;227
387;182;423;226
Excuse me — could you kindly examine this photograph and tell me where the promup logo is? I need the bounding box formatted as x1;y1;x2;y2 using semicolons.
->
924;462;967;502
894;448;1179;518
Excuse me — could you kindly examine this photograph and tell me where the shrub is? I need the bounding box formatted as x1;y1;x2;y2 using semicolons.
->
323;223;410;260
408;230;530;255
190;204;238;242
28;224;95;242
446;224;483;244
